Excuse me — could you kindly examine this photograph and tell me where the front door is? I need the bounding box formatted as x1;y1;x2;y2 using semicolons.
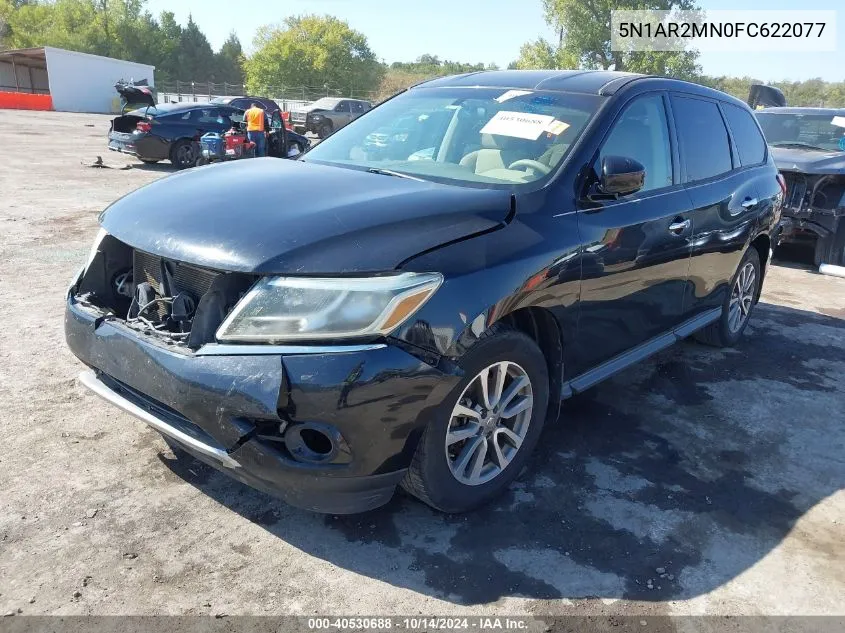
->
335;100;352;126
574;92;694;371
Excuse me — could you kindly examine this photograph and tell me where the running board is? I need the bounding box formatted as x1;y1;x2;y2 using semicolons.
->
563;307;722;397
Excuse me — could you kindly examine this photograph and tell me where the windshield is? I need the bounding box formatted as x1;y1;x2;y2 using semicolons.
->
303;87;601;188
756;112;845;152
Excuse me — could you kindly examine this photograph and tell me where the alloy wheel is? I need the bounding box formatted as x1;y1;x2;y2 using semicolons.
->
728;261;756;333
444;361;534;486
176;143;196;168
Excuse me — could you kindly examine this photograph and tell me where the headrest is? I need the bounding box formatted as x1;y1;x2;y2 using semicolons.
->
480;133;500;149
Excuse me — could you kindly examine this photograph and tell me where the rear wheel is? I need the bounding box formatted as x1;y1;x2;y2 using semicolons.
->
169;140;197;169
139;158;159;164
401;328;549;513
694;247;761;347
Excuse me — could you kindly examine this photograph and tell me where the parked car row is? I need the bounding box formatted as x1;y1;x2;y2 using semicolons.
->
72;70;783;515
107;101;310;168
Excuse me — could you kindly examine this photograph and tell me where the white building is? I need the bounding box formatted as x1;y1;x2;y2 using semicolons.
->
0;46;155;113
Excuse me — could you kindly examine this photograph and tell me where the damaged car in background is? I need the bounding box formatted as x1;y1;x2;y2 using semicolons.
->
67;71;780;515
750;86;845;266
756;109;845;266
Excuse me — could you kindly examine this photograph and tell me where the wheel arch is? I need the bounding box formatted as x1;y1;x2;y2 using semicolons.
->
473;306;565;424
750;231;771;286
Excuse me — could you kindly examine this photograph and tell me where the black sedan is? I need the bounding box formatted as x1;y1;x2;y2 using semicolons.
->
69;70;781;514
107;102;309;168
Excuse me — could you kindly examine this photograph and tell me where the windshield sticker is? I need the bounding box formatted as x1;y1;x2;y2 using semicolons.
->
481;111;557;140
546;119;570;136
831;115;845;129
495;90;533;103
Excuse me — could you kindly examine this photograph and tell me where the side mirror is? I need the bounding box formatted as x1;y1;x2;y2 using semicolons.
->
599;155;646;197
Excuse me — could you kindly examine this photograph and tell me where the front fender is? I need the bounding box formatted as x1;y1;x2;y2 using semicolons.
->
395;217;582;362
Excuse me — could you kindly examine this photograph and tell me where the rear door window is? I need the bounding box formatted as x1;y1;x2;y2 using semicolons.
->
351;101;366;114
722;103;767;166
672;95;733;182
196;108;223;124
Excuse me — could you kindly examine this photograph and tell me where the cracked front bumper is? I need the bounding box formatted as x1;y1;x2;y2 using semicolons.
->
65;284;455;513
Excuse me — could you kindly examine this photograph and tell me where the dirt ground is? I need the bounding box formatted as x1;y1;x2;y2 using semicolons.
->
0;110;843;618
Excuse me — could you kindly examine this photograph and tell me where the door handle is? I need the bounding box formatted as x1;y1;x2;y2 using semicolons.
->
741;197;758;209
668;219;691;233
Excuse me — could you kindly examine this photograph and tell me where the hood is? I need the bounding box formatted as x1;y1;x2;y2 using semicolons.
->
293;103;333;114
99;159;513;274
770;146;845;175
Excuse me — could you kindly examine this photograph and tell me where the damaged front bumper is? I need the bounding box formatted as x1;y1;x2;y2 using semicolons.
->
65;272;456;514
779;171;845;242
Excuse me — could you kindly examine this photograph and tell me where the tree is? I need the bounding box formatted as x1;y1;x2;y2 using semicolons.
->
512;38;559;70
377;54;498;102
245;15;383;98
514;0;701;81
177;14;215;80
215;31;244;86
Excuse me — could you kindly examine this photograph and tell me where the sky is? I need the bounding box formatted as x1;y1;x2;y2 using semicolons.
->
144;0;843;82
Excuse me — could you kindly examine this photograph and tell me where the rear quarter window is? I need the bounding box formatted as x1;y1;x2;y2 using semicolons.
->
672;95;733;182
723;103;766;166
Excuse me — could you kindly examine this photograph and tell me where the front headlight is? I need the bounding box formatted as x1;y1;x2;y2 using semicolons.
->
216;272;443;343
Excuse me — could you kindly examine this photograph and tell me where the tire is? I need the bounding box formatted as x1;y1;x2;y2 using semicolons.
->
169;140;198;170
318;122;333;139
139;158;159;164
401;326;550;513
694;247;762;347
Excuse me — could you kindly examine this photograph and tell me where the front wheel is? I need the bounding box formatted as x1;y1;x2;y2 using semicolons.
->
694;247;762;347
401;327;549;513
318;122;333;139
139;158;159;164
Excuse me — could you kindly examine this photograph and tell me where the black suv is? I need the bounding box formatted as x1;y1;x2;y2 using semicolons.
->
67;71;781;514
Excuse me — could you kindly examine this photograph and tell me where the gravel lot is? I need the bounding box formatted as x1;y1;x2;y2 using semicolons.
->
1;110;843;618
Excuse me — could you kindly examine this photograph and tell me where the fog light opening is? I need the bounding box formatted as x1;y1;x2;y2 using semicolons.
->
300;428;333;456
284;423;342;464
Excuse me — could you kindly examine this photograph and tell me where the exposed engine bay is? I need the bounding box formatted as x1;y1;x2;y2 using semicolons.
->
73;234;255;350
778;171;845;265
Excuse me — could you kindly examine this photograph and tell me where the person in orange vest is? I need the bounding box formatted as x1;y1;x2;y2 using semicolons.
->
244;103;267;157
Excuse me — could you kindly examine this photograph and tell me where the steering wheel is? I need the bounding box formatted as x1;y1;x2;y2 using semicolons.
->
508;159;551;176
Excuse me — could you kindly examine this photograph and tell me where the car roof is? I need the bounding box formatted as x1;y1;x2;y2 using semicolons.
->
413;69;749;106
129;102;246;117
755;107;845;116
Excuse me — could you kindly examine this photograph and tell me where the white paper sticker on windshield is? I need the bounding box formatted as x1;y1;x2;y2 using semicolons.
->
481;111;557;140
831;115;845;129
495;90;533;103
546;119;570;136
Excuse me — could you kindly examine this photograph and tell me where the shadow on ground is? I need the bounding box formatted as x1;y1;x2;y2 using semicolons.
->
159;302;845;605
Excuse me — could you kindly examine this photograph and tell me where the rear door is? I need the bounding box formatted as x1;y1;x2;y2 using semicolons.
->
673;95;764;317
575;92;694;369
